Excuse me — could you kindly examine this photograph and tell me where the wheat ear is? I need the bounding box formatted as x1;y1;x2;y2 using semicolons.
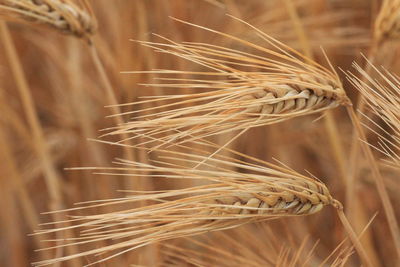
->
32;149;341;266
0;0;95;38
104;17;350;149
374;0;400;42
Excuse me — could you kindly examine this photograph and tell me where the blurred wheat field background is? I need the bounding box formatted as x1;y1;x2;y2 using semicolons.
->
0;0;399;266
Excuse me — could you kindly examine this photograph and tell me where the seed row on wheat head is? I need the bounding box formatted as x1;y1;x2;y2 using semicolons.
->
0;0;95;38
205;177;336;217
32;148;341;267
103;18;350;149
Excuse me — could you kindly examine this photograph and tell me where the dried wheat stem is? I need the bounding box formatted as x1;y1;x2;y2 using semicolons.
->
282;0;313;60
0;21;82;267
32;150;339;266
0;108;52;260
89;41;151;193
336;210;373;267
0;0;95;38
0;20;62;212
347;64;400;258
346;105;400;259
106;17;350;149
344;0;392;255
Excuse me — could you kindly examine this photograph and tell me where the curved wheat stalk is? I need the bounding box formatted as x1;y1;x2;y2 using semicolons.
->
32;149;342;266
374;0;400;42
0;0;95;38
104;17;350;149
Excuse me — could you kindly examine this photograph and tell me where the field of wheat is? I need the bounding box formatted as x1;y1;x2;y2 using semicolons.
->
0;0;399;266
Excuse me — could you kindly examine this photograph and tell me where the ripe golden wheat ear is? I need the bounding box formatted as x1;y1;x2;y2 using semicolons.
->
347;62;400;169
374;0;400;42
0;0;95;38
32;149;341;266
104;17;350;149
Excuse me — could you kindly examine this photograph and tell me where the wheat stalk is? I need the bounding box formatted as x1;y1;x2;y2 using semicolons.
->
346;61;400;259
32;148;341;266
0;0;95;38
104;17;350;149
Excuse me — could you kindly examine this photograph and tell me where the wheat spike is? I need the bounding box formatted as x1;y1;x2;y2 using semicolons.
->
0;0;95;38
105;17;350;148
32;149;340;266
374;0;400;42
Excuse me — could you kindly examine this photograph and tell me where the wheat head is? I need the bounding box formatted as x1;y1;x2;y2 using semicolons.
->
105;17;350;149
374;0;400;42
32;149;340;266
0;0;95;38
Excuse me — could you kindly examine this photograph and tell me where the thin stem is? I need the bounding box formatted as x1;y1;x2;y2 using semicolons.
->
346;41;379;217
0;115;52;260
0;22;61;206
0;21;81;267
282;0;313;59
0;120;53;262
89;42;124;125
336;208;372;267
89;40;150;193
347;105;400;258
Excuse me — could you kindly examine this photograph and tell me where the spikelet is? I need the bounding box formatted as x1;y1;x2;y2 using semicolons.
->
105;17;350;148
347;62;400;169
32;149;341;266
374;0;400;41
0;0;95;38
